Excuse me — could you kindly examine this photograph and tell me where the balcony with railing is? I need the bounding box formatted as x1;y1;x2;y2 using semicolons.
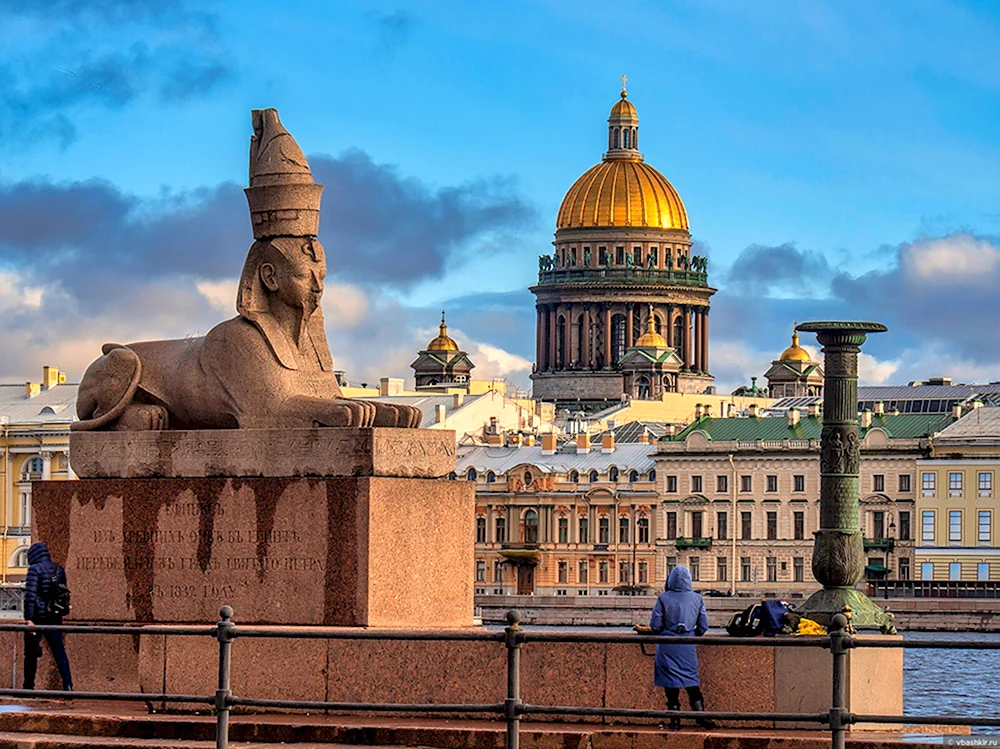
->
863;537;895;552
673;536;713;550
536;267;709;288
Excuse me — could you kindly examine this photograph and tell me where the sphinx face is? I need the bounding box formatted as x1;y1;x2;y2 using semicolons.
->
271;240;326;318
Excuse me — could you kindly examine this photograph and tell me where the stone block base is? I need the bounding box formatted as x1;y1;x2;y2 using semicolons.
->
32;476;474;627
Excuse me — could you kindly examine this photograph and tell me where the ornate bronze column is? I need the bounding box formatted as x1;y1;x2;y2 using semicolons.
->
796;321;895;632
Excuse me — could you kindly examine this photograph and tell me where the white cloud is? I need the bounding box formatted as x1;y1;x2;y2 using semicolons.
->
0;270;45;311
195;278;238;312
903;233;1000;285
858;352;900;385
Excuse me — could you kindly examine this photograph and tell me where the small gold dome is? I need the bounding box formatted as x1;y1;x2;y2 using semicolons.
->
557;160;688;230
635;309;667;347
610;94;637;118
427;311;459;352
779;332;811;362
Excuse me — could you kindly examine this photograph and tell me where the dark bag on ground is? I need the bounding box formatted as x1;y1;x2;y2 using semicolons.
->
41;569;72;618
726;603;763;636
760;599;795;636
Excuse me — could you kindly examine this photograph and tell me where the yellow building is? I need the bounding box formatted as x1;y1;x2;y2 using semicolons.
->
0;367;76;582
916;405;1000;584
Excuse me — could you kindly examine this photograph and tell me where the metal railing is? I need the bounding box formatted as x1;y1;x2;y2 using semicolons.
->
0;608;998;749
876;580;1000;598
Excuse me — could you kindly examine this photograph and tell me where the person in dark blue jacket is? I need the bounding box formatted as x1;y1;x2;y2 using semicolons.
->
22;542;73;691
649;565;714;729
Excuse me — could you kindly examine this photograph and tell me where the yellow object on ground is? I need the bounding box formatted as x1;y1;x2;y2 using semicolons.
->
794;618;827;635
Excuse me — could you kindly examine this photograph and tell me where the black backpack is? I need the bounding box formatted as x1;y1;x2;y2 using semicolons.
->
726;603;763;637
41;569;71;618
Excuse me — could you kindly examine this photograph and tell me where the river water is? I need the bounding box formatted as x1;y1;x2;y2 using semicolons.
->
505;625;1000;735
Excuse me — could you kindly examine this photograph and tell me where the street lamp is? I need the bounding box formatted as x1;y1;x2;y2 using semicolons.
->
885;516;897;600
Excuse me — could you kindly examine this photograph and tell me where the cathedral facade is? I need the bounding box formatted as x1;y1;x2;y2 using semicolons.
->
531;84;715;409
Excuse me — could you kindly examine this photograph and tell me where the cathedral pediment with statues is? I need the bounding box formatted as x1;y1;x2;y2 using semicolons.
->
530;80;715;410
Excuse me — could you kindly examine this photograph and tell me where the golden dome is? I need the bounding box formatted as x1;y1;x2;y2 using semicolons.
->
779;332;811;362
557;159;689;230
635;308;667;347
610;94;637;118
427;311;459;352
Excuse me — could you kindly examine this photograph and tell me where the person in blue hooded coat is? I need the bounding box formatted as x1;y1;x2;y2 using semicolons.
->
649;565;714;728
22;542;73;691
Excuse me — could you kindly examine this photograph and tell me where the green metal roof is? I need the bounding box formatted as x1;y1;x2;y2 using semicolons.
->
667;413;953;442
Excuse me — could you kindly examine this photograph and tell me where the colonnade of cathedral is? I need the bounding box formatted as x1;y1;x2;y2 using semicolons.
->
535;302;709;373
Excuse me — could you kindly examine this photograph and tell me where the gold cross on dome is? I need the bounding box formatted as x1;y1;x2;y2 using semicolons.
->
621;74;628;96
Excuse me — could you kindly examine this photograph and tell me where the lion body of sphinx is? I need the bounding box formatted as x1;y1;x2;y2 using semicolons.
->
74;316;410;431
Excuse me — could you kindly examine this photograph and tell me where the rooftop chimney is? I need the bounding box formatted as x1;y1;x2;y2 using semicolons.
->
873;401;885;416
25;382;41;398
808;402;821;418
541;434;557;455
748;404;758;418
453;393;465;408
952;404;964;420
788;408;800;427
576;433;591;454
524;435;535;447
860;409;872;429
704;404;712;418
379;377;404;396
435;404;447;424
637;432;649;444
601;433;615;453
972;400;983;410
694;403;703;419
42;366;61;389
487;433;504;446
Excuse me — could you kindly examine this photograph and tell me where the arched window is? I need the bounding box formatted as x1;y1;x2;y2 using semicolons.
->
12;549;27;568
629;470;639;483
613;128;620;148
556;316;567;369
673;316;683;349
623;128;630;148
524;510;539;544
486;471;496;484
633;128;638;149
448;472;457;480
576;315;586;364
467;467;477;481
589;469;599;483
648;470;657;482
636;375;651;400
609;467;619;482
569;469;579;483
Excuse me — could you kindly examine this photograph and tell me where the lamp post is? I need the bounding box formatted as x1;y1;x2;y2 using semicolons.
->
885;516;896;600
795;321;896;631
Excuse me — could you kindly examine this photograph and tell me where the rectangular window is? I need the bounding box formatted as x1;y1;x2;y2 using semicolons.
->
578;517;589;544
741;511;752;540
638;561;649;584
638;518;650;543
558;561;568;584
666;475;678;493
476;517;487;543
874;474;885;492
921;562;934;580
873;511;885;539
767;512;777;541
599;561;609;583
689;556;700;582
691;511;703;538
922;472;936;495
793;556;804;582
793;512;805;540
558;517;569;544
766;556;777;582
495;517;506;543
899;557;910;580
616;246;625;265
766;475;778;493
978;563;990;581
619;516;630;544
599;247;608;265
899;474;912;493
922;510;935;543
691;475;703;493
717;474;728;493
494;561;504;583
716;556;727;582
949;472;963;495
949;562;962;580
740;475;752;493
741;557;751;583
579;560;588;584
899;511;911;541
980;472;993;496
599;517;610;544
979;510;991;545
476;561;486;582
793;474;805;493
619;561;630;583
666;556;677;575
717;511;728;540
949;510;962;545
666;512;677;540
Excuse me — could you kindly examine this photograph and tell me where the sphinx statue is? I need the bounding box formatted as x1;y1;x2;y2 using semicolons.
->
73;109;421;431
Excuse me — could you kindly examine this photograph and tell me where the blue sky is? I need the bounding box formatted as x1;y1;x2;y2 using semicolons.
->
3;0;1000;391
